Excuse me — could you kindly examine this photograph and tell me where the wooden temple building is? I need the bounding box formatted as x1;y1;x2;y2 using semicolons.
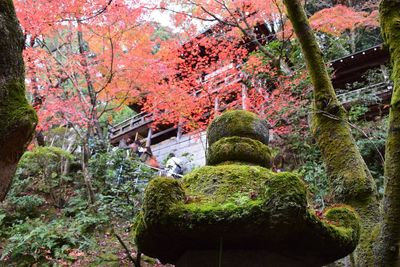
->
109;44;391;170
332;45;391;114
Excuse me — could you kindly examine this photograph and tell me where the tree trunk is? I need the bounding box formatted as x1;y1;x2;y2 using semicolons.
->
82;132;96;205
375;1;400;265
0;0;37;201
35;130;46;146
282;0;380;265
77;26;104;142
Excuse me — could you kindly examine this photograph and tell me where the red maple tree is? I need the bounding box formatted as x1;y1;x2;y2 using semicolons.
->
15;0;379;140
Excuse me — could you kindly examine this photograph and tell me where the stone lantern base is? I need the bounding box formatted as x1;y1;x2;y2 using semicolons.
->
176;249;313;267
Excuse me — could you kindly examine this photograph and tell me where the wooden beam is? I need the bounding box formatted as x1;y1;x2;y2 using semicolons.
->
146;128;153;147
242;84;247;110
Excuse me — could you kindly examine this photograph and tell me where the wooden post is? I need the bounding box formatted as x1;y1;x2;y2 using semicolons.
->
146;128;153;147
242;84;247;110
381;64;389;81
177;124;183;141
214;96;219;114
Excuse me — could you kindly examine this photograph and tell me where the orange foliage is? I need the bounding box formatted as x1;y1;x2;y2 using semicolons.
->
14;0;370;137
309;4;379;35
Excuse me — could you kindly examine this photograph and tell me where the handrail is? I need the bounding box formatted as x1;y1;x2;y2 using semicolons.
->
111;112;148;129
109;112;154;138
193;65;243;96
337;82;393;104
329;44;384;65
110;64;391;143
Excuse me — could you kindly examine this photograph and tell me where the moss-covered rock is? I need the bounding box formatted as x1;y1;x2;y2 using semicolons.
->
207;110;269;147
324;206;360;231
135;165;360;265
207;136;271;168
182;164;287;201
141;177;185;224
135;110;360;266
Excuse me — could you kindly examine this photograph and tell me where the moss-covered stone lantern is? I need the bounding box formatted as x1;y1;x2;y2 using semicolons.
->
135;110;360;267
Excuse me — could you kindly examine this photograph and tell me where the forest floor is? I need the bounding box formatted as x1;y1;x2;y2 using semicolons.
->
65;221;172;267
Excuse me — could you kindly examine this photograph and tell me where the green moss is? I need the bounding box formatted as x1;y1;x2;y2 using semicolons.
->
340;194;381;266
312;112;382;264
262;171;308;207
181;164;278;202
171;197;265;226
324;206;360;231
358;223;381;266
206;136;271;168
0;0;37;201
311;109;376;203
207;110;269;146
283;2;379;264
137;166;306;240
135;109;361;265
0;0;37;160
135;165;360;265
373;2;400;265
305;208;360;254
323;206;361;249
0;79;38;159
141;177;185;224
136;167;311;263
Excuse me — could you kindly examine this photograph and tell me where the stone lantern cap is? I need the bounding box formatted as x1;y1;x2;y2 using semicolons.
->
135;110;360;266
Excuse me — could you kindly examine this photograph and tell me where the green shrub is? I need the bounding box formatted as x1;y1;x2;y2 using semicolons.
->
12;146;75;208
90;147;156;219
8;195;46;217
1;211;107;265
300;160;329;208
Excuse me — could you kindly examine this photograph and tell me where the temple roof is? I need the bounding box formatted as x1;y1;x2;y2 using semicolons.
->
330;44;390;89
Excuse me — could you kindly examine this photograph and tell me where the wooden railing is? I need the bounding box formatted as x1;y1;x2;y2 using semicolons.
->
110;71;392;144
193;64;243;96
337;82;393;104
109;112;153;140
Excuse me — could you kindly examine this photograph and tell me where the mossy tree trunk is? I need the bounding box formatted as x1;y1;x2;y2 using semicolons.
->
0;0;37;201
375;1;400;265
282;0;380;265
